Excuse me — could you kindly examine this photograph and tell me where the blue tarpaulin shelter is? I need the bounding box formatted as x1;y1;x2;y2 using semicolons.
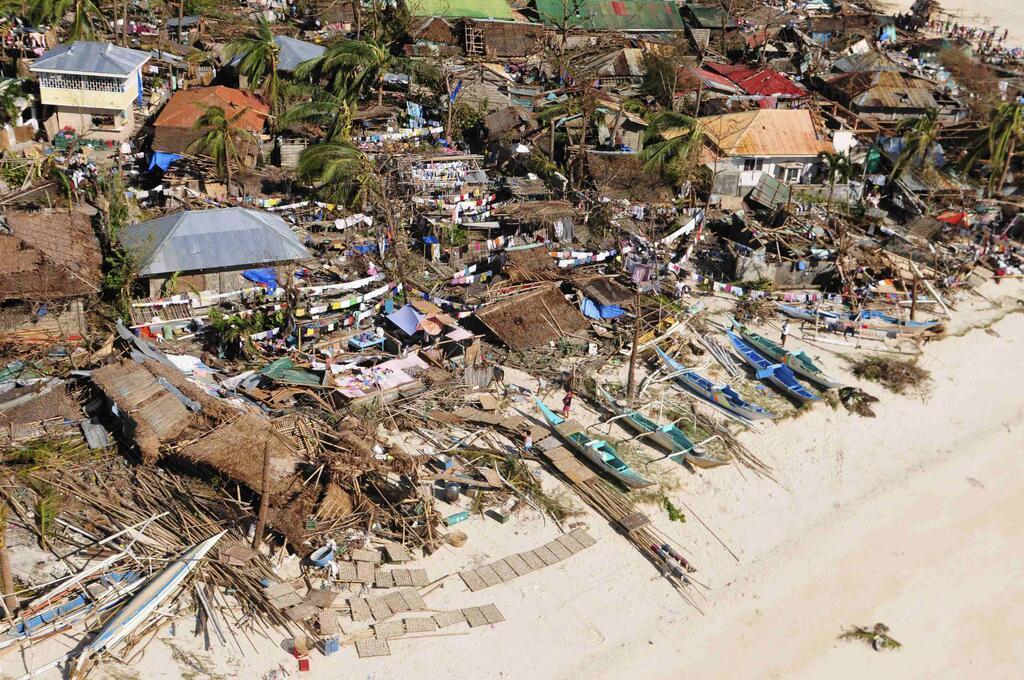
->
580;297;626;320
148;152;183;171
387;304;425;336
242;268;279;293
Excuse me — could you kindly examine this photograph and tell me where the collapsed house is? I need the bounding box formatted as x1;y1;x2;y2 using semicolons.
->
0;211;102;338
473;283;590;350
151;86;269;158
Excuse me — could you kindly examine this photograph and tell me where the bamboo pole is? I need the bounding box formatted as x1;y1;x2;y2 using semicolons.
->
252;442;272;551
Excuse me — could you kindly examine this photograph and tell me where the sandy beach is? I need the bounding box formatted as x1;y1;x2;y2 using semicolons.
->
70;279;1023;680
884;0;1024;45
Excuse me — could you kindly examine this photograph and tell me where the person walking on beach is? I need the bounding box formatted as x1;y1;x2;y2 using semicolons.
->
561;390;574;418
780;320;790;347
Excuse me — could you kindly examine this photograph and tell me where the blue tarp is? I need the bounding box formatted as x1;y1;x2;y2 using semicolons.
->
387;304;425;336
148;152;183;171
242;268;279;293
580;297;626;320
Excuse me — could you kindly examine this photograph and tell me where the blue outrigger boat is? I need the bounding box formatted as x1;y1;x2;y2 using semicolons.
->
725;330;819;402
777;304;938;335
596;386;729;469
655;347;774;422
534;398;655;489
735;324;843;390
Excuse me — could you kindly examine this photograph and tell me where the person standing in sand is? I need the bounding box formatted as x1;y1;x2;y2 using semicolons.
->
562;390;574;418
780;320;790;347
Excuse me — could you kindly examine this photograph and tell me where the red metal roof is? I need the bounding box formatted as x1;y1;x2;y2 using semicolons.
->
154;86;269;133
702;63;808;98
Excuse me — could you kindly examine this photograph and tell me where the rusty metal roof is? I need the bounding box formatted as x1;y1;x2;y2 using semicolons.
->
699;109;833;157
826;70;938;110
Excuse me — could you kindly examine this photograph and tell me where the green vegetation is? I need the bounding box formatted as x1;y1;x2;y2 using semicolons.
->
187;105;258;198
851;357;930;395
839;623;902;651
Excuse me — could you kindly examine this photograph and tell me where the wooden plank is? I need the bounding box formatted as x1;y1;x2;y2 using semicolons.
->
617;511;651;533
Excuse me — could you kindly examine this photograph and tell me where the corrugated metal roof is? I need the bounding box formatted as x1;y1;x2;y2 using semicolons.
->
700;109;833;157
535;0;685;31
230;36;326;73
120;208;311;277
413;0;514;19
827;70;938;110
154;86;269;131
30;41;150;76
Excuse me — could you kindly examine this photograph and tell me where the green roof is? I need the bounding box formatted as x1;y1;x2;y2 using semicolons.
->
535;0;685;31
409;0;515;19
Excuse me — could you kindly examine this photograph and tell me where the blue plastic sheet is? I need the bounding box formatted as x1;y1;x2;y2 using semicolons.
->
387;304;425;336
148;152;183;171
580;297;626;320
242;268;279;293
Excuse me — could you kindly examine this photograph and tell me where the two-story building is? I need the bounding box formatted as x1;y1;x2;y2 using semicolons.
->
29;41;150;142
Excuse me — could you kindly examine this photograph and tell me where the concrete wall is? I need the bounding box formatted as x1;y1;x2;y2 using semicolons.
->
707;155;820;195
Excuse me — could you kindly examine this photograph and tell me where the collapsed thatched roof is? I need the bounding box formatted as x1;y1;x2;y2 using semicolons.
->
0;211;102;301
475;283;589;350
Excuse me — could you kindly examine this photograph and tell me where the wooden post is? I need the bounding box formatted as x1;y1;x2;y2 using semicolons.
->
626;286;642;405
910;272;919;321
0;506;16;619
251;442;272;551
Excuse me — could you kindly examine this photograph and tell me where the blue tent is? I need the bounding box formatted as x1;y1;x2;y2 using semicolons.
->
387;304;425;336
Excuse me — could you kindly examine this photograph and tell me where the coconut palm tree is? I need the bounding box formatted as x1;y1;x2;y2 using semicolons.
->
819;150;852;218
187;106;258;199
33;0;107;40
0;78;29;125
889;108;939;181
294;37;412;106
226;19;282;117
640;111;704;183
960;101;1023;196
280;85;358;142
296;141;377;209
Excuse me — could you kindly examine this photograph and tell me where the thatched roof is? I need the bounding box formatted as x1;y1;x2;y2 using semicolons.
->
475;283;589;350
178;414;303;497
0;211;102;301
504;247;557;282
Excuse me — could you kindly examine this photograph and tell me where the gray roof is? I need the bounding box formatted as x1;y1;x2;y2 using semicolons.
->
30;41;151;76
276;36;326;72
166;15;201;28
120;208;311;277
229;35;326;73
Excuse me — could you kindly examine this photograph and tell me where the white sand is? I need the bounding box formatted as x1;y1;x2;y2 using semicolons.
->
8;282;1019;680
885;0;1024;44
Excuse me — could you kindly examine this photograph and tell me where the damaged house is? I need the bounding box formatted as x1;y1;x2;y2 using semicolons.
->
119;207;311;298
473;283;589;350
701;108;833;197
821;69;966;124
151;86;269;159
0;211;102;338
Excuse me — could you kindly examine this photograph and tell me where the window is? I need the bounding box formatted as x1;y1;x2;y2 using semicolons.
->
91;114;117;129
786;167;802;183
39;73;127;93
743;158;764;172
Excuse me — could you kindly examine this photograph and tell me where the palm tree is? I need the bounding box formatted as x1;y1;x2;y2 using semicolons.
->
33;0;107;40
294;37;411;106
536;85;602;190
960;102;1023;196
280;85;358;142
0;78;29;125
889;109;939;181
226;19;281;117
818;150;852;218
640;111;704;183
187;105;258;199
296;141;377;209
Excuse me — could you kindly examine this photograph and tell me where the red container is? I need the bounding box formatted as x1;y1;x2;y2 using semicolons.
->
298;658;310;672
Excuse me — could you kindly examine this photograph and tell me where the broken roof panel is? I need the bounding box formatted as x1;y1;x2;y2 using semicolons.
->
702;63;808;98
535;0;685;32
120;208;311;277
0;211;102;300
826;70;938;110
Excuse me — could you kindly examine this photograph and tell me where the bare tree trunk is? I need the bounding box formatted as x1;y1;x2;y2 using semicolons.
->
251;442;272;551
122;0;129;46
178;0;186;43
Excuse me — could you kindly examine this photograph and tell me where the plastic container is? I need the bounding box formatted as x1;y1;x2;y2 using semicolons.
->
445;511;470;526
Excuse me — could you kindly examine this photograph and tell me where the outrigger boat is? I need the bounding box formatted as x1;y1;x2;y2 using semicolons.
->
735;324;842;390
777;304;938;335
724;330;819;402
534;398;654;489
595;386;729;469
655;347;774;422
76;531;226;673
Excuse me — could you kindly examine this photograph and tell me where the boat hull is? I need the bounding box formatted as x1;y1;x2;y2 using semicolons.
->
655;348;774;421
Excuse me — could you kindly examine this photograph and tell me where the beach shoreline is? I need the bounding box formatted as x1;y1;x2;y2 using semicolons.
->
81;280;1024;680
